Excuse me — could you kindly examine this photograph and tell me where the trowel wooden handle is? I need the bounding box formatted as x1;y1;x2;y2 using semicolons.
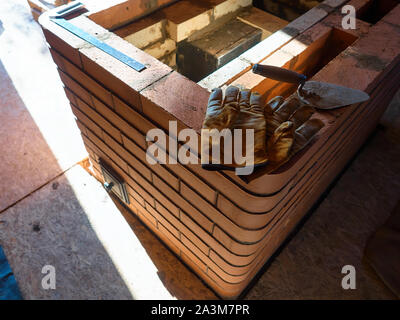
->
252;64;307;84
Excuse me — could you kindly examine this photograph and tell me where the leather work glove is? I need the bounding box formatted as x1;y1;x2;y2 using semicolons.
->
262;94;325;174
201;86;324;175
201;86;268;174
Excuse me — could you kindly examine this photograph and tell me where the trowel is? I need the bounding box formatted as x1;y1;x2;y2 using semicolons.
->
252;64;370;109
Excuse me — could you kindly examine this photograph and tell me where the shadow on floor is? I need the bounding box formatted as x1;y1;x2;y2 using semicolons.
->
0;58;134;299
109;194;217;300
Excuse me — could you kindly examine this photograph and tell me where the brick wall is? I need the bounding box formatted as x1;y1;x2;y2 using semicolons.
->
112;0;283;80
40;0;400;298
259;0;323;20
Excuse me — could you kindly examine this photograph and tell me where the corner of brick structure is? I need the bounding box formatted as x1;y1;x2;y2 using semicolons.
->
39;1;400;299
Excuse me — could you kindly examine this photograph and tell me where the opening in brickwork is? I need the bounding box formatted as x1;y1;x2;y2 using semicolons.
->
257;27;358;103
243;27;358;179
357;0;398;24
254;0;323;21
305;28;358;80
107;0;291;82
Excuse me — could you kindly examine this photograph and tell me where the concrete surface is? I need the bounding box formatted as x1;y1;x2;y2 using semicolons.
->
0;0;87;212
0;0;399;300
0;165;216;299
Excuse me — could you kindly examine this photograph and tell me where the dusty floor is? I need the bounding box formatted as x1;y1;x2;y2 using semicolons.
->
0;0;399;300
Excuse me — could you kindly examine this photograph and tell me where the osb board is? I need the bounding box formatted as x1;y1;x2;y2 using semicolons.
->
0;1;87;213
0;165;216;299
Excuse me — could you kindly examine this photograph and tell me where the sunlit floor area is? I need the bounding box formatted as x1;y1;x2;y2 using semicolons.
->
1;0;399;300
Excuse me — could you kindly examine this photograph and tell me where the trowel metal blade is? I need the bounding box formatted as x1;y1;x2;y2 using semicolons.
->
302;81;370;109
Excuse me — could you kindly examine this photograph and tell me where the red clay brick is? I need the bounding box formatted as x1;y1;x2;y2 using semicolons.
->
79;28;172;109
180;244;208;274
154;223;181;257
180;234;209;265
127;185;145;207
179;210;252;266
75;96;122;144
154;201;210;256
180;182;264;244
90;156;100;172
58;70;92;106
80;52;141;111
92;166;104;183
122;135;180;190
88;125;268;262
216;105;394;284
128;192;148;216
42;12;170;108
183;230;210;257
131;174;180;217
40;13;110;60
101;130;152;182
321;12;370;38
42;28;83;68
63;87;77;105
81;133;109;161
210;100;380;257
140;71;209;133
120;134;148;163
209;250;251;276
157;222;182;251
167;162;216;204
150;201;180;229
86;127;128;173
127;199;139;216
137;203;157;228
286;4;328;34
88;0;177;30
70;104;103;139
75;119;87;135
122;170;156;208
52;48;114;107
180;232;208;259
146;202;180;239
49;47;66;70
112;94;156;134
179;251;209;280
92;96;146;149
152;175;214;233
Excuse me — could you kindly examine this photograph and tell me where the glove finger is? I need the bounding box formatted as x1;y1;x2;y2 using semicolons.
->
267;121;295;164
292;118;324;154
223;86;240;106
267;96;284;111
274;95;302;122
249;91;264;113
288;105;315;129
238;89;251;110
265;95;284;116
207;88;223;109
265;95;291;138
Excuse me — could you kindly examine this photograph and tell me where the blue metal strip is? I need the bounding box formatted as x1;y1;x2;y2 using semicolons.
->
51;18;146;72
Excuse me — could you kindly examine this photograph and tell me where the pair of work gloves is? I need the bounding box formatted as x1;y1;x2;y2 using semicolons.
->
201;86;324;175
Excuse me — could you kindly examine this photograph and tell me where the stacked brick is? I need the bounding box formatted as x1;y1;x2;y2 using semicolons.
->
260;0;323;20
40;0;400;298
113;0;287;80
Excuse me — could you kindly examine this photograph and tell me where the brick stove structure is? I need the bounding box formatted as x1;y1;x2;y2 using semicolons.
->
39;0;400;298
